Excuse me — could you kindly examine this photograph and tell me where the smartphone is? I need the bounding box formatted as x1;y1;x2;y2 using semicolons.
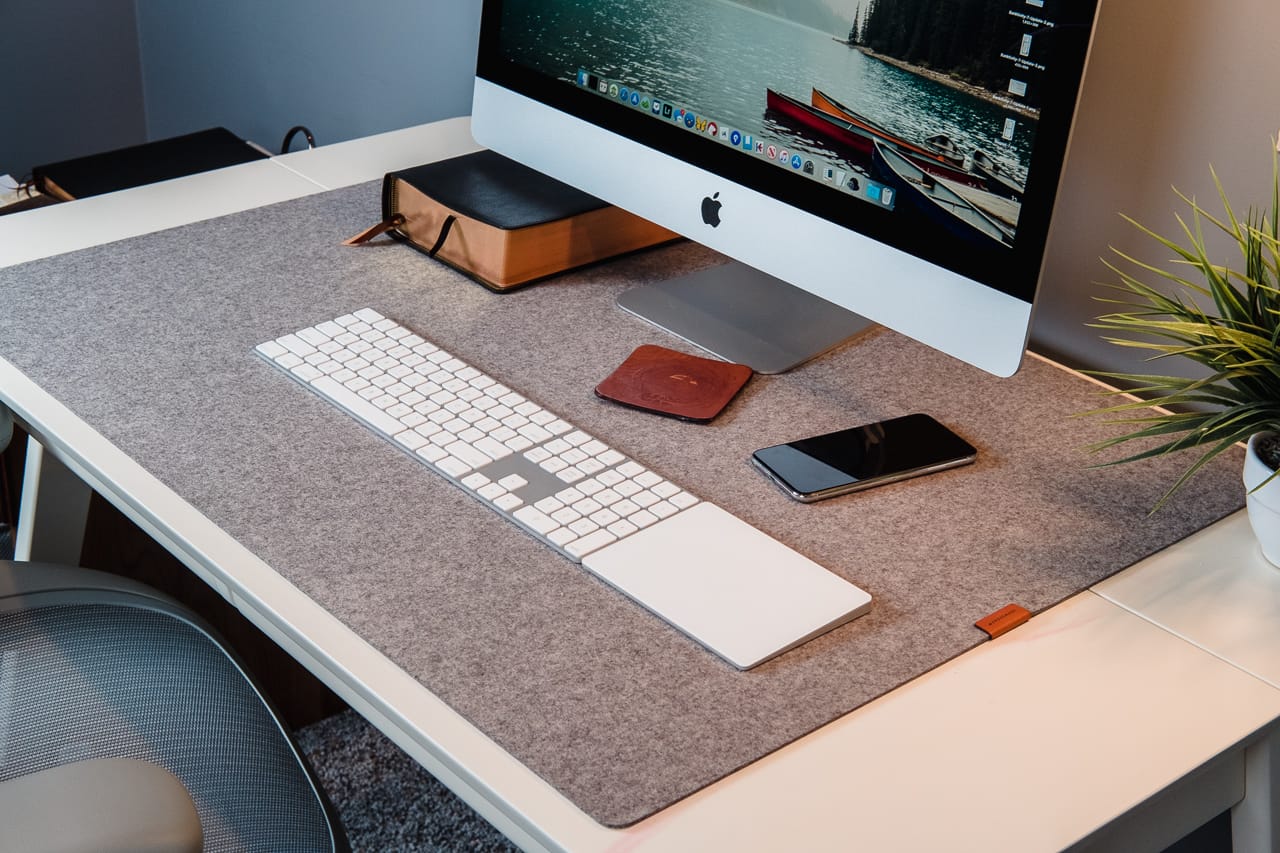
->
751;413;977;502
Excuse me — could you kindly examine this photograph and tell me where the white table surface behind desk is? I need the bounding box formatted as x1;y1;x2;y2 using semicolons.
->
3;117;1279;853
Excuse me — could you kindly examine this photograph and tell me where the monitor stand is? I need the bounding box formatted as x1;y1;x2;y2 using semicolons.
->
616;262;874;374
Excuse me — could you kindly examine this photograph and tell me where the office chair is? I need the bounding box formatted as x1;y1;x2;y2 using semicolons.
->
0;407;349;852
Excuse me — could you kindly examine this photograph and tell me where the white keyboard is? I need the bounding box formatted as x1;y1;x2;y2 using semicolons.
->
256;309;871;669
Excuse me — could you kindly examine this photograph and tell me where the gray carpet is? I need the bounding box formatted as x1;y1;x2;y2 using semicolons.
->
297;711;517;852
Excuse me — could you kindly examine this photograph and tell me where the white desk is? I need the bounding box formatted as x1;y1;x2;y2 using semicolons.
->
3;118;1279;852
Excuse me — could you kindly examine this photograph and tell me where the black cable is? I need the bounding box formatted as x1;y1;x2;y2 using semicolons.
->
279;125;316;154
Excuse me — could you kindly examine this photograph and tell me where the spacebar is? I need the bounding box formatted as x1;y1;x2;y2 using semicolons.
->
309;375;403;436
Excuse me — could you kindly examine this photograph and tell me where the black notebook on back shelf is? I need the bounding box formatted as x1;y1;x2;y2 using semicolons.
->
32;127;268;201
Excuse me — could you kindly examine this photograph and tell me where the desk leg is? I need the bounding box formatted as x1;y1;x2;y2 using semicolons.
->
14;436;91;564
1232;727;1279;852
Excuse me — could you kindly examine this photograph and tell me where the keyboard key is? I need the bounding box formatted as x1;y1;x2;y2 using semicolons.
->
394;431;429;452
613;499;641;517
475;437;513;461
291;364;323;382
572;498;602;516
461;472;490;490
519;424;552;444
547;528;577;548
534;497;564;514
650;501;679;519
477;482;507;501
595;489;623;507
436;456;472;478
493;493;523;512
568;518;599;537
607;519;638;538
630;509;659;528
551;507;581;525
554;487;585;505
445;442;491;470
614;480;642;497
277;334;315;357
416;444;447;464
636;471;664;488
652;481;681;499
513;506;560;536
590;508;620;527
309;375;403;435
565;529;617;559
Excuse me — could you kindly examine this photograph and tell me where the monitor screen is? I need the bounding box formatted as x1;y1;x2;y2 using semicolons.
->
473;0;1099;376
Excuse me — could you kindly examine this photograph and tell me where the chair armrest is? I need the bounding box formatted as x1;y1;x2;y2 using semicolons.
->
0;758;202;853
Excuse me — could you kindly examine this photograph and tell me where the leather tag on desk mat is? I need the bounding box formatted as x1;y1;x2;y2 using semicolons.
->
595;344;752;423
976;603;1032;638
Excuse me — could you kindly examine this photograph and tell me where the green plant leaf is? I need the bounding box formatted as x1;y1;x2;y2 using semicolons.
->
1082;143;1280;509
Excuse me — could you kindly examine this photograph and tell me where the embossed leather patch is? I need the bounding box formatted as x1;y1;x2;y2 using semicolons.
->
595;344;752;423
976;603;1032;639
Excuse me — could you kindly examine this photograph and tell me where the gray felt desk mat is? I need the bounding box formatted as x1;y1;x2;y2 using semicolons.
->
0;184;1244;827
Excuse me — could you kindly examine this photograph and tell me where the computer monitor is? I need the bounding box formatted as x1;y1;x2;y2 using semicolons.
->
472;0;1099;376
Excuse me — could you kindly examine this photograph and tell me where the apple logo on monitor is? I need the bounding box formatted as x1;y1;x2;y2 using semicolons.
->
701;192;721;228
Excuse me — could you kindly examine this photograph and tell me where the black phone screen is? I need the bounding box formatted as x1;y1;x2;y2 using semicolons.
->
751;413;976;501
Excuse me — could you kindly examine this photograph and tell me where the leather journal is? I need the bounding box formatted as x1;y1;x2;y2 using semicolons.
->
32;128;268;201
352;150;678;292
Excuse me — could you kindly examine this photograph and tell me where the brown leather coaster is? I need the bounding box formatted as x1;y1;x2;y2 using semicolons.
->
595;344;752;423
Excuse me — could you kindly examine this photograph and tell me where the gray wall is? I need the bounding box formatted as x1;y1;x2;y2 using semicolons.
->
0;0;146;179
134;0;481;152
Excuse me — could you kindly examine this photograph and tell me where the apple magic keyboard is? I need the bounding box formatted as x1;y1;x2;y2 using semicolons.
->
256;309;871;668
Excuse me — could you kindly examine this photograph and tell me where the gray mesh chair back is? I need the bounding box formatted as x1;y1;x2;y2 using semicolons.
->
0;561;348;852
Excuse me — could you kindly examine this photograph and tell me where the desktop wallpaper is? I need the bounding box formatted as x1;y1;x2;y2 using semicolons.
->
499;0;1056;246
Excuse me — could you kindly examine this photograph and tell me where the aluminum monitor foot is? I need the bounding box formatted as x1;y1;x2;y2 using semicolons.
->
617;262;873;374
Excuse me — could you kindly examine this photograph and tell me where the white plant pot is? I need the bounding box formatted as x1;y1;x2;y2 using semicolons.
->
1243;433;1280;566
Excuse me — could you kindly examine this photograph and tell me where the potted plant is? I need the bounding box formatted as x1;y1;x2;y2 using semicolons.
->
1086;147;1280;563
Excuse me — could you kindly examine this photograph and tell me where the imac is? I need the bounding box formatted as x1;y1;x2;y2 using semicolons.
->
472;0;1099;376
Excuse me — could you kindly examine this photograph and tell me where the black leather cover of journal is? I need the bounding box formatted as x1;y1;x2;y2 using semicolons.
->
384;150;608;229
32;127;268;201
